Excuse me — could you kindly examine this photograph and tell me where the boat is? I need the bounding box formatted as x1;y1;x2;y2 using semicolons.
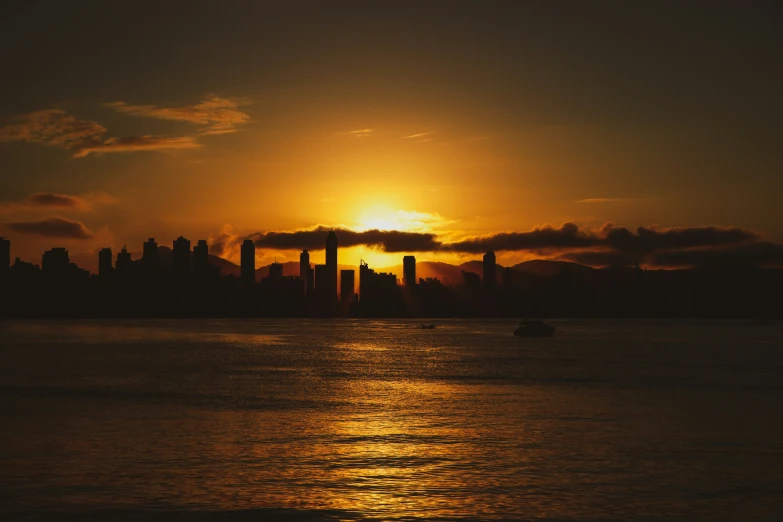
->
514;319;555;337
418;323;436;329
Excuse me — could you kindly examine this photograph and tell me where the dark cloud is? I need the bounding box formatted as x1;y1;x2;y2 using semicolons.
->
1;192;118;214
443;223;597;253
602;224;757;253
439;223;757;256
251;226;442;252
650;242;783;267
24;192;86;208
5;217;94;239
211;222;779;269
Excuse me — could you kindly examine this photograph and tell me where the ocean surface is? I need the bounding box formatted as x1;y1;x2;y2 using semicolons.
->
0;319;782;521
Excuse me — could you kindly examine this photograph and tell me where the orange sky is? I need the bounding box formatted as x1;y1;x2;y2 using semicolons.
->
1;3;781;271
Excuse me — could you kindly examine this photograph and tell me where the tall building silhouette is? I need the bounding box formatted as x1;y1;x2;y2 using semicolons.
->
306;267;314;298
300;250;312;296
483;251;497;289
241;239;255;285
269;261;283;279
403;255;416;286
142;238;160;277
42;248;69;278
193;240;209;273
503;266;513;288
173;236;191;278
98;248;113;277
463;270;480;291
0;237;10;272
359;260;370;299
341;269;355;303
116;246;132;275
326;230;338;302
314;264;328;293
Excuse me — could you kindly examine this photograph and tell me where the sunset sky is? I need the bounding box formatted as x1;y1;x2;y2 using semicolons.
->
1;2;782;271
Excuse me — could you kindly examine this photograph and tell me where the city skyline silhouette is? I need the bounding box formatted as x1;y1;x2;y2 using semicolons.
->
1;229;781;319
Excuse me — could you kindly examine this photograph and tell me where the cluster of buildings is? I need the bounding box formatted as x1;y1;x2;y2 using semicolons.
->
4;233;776;319
0;232;504;318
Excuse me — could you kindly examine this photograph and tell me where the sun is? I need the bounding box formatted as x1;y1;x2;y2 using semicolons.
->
356;206;417;232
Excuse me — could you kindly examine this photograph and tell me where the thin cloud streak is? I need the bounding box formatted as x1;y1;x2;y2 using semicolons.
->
73;136;201;157
105;95;251;135
576;198;636;203
402;132;431;139
346;129;374;138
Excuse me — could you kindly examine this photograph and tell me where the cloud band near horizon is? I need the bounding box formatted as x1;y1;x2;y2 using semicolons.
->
208;223;782;268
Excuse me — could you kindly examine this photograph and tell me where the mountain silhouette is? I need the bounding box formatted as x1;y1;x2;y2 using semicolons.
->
71;247;598;285
512;259;596;277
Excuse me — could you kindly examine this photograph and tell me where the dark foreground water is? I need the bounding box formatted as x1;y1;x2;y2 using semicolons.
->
0;319;782;521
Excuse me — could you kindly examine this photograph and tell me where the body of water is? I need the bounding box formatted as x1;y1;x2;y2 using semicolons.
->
1;319;782;521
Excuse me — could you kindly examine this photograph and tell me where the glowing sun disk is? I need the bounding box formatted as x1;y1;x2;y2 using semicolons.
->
354;206;446;233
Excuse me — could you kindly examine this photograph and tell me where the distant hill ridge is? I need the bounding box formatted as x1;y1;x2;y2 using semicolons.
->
75;244;612;281
75;245;646;285
65;245;774;294
194;252;607;286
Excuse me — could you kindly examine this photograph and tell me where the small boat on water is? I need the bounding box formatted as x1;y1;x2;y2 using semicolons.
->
419;323;436;329
514;319;555;337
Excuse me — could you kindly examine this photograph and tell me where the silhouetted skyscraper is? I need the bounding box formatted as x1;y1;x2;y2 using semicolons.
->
143;238;160;277
463;270;480;289
241;239;255;285
99;248;113;277
193;240;209;273
0;237;10;272
42;248;69;278
314;264;328;292
300;250;312;296
116;246;132;275
503;266;513;288
173;236;191;278
326;230;338;302
269;261;283;279
483;251;497;289
403;256;416;286
341;269;355;303
359;261;370;301
306;267;314;297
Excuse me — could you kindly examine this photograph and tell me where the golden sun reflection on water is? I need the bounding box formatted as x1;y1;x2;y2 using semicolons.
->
318;380;478;516
7;320;777;520
197;375;543;519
